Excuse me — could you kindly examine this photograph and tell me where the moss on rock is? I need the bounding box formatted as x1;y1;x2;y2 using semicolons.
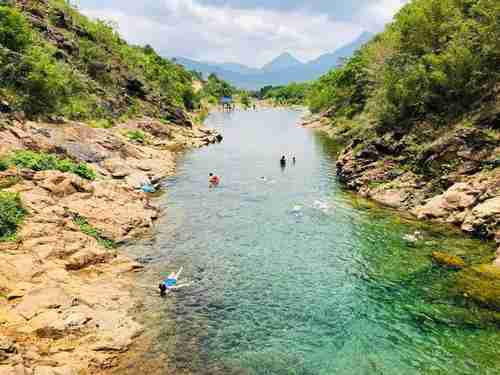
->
432;252;466;270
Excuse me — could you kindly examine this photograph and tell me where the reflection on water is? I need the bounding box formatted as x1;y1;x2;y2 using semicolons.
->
138;109;497;374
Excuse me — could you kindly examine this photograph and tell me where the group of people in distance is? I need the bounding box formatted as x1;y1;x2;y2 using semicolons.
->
280;155;296;167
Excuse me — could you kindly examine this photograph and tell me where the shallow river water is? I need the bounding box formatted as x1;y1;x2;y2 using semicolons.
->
139;109;498;374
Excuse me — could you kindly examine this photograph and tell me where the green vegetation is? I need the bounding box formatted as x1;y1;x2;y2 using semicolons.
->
0;175;20;189
0;1;203;121
260;83;310;105
199;73;236;104
72;214;116;249
2;150;96;180
308;0;500;130
126;130;146;143
0;191;26;242
240;92;252;108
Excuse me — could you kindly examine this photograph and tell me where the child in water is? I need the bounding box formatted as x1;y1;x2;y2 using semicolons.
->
209;173;220;187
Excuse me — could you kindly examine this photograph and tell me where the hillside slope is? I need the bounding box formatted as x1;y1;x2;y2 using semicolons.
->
0;0;198;125
305;0;500;309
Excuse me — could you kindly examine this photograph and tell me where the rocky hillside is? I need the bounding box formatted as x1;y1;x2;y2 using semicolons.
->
0;0;198;124
304;0;499;309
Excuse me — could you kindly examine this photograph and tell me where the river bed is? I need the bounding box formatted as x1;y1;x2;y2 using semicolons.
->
128;109;498;375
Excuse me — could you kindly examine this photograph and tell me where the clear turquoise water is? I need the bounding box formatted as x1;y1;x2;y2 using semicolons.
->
150;109;498;374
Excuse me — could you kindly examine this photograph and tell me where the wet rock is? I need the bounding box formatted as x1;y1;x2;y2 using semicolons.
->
431;252;466;270
370;189;407;209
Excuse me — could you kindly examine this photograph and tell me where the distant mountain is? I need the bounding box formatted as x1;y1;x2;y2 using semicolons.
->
175;32;374;90
261;52;303;73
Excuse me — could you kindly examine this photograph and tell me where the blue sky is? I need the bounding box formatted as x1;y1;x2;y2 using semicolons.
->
76;0;408;67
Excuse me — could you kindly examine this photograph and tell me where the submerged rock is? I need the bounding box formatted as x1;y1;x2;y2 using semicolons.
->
456;264;500;311
431;252;466;270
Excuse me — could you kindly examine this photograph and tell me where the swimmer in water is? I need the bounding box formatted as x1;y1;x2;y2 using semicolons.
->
209;173;220;187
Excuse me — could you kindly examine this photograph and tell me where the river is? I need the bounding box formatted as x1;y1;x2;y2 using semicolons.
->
131;109;498;375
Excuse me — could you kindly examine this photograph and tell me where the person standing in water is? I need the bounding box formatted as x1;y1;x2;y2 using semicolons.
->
209;173;220;187
292;156;296;165
280;156;287;171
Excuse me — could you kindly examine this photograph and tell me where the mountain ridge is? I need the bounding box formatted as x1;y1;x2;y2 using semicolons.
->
175;31;374;90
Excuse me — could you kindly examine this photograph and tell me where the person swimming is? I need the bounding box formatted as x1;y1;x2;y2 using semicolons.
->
209;173;220;187
159;268;183;297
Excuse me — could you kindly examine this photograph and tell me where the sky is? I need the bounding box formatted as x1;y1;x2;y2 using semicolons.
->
76;0;408;68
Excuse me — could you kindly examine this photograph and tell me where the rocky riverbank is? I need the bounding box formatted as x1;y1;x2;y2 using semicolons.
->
303;114;500;311
0;116;221;375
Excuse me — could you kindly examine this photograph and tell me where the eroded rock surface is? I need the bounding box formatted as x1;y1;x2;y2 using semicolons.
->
0;117;221;374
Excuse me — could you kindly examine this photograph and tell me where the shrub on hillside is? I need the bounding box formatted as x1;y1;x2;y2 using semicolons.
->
0;192;26;241
7;150;96;180
19;46;84;117
307;0;500;127
0;5;32;52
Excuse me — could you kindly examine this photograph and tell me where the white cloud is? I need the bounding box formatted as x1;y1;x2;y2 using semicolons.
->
81;0;406;67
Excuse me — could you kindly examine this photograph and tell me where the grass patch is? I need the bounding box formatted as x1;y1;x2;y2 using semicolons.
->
126;130;146;143
0;191;26;242
72;214;116;249
89;119;114;129
3;150;96;180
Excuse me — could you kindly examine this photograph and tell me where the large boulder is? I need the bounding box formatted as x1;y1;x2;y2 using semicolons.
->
414;182;479;219
462;196;500;238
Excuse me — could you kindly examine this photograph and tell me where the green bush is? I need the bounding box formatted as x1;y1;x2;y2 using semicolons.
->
0;192;26;241
264;82;310;105
0;5;32;52
0;158;8;171
20;46;84;117
7;150;96;180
